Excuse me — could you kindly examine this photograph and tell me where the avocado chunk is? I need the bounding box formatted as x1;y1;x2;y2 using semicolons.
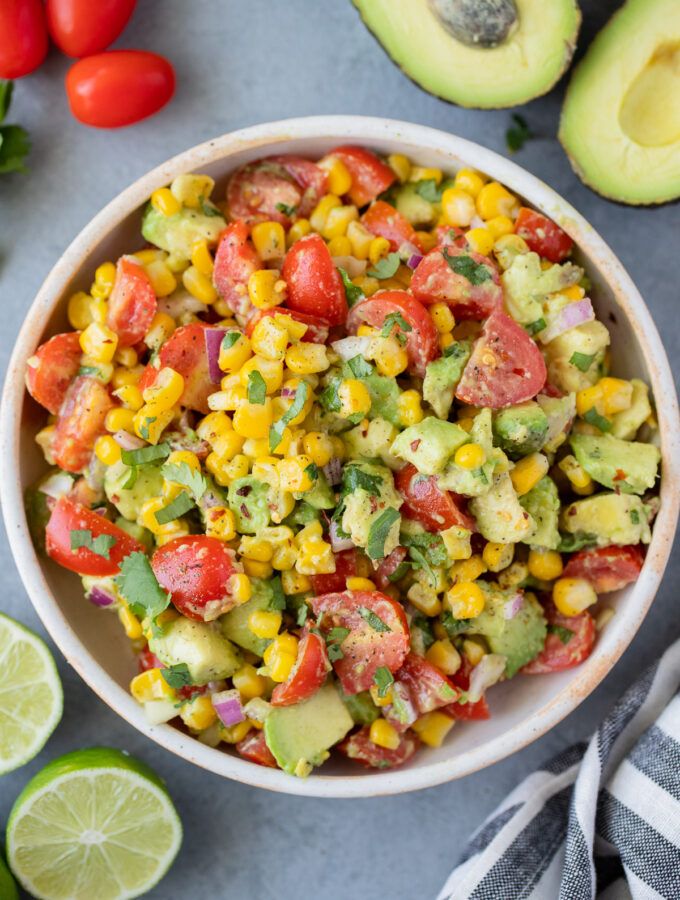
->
391;416;468;475
220;578;277;656
537;392;576;452
295;470;335;510
560;0;680;204
141;204;226;259
570;433;660;495
438;409;504;497
343;417;401;470
544;321;610;393
610;379;652;440
339;461;402;557
264;683;353;775
394;182;436;226
114;517;153;551
149;617;242;684
456;586;547;677
520;476;560;550
422;341;471;419
561;492;651;547
227;476;270;534
493;402;548;458
469;471;534;543
104;462;164;522
353;0;580;109
501;252;582;327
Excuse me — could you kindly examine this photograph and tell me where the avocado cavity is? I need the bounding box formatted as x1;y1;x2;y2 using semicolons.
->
429;0;517;48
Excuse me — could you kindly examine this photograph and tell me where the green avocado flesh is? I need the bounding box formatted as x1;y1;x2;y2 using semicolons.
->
560;0;680;204
353;0;580;108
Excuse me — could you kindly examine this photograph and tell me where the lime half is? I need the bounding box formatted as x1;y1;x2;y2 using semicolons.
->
0;853;19;900
7;747;182;900
0;612;63;775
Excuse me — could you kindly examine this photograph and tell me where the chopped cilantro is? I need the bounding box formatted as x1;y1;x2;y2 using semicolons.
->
161;664;193;689
474;466;489;485
296;603;309;626
506;113;533;153
443;340;470;360
304;462;319;482
269;576;286;610
381;311;412;346
154;491;195;525
347;355;374;378
441;611;468;637
270;381;309;451
199;197;223;217
326;626;350;661
373;666;394;698
78;365;100;377
525;318;546;336
247;370;267;405
342;464;382;497
318;377;342;414
367;252;400;280
114;551;170;620
221;331;241;351
121;442;171;468
557;532;598;553
0;81;13;122
387;560;412;582
401;531;447;567
358;606;390;633
122;466;138;490
412;615;435;650
570;351;596;372
338;267;364;307
160;461;207;501
69;529;117;560
442;250;492;285
630;509;640;525
415;179;443;203
138;416;157;441
407;545;436;587
275;202;297;217
367;507;400;560
548;623;574;645
583;407;612;432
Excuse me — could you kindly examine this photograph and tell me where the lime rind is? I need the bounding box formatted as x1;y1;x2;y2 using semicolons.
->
0;612;63;776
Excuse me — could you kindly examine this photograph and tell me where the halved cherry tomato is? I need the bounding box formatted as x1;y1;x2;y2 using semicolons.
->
339;726;418;769
45;497;143;576
0;0;48;79
25;332;82;415
329;146;396;207
563;545;645;594
443;658;490;721
52;376;113;472
435;225;467;249
521;602;596;675
410;247;502;320
46;0;136;58
138;323;213;413
347;290;439;378
281;234;347;327
310;590;409;694
395;653;460;715
245;307;329;344
65;50;175;128
362;200;420;252
227;160;302;226
138;647;163;672
374;546;408;590
236;731;278;768
266;155;328;217
151;535;239;622
213;221;261;318
515;207;573;264
395;463;476;533
455;308;547;409
271;627;330;707
107;256;157;347
310;548;359;595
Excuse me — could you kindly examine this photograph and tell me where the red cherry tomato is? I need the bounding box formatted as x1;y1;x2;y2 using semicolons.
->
271;627;330;707
455;308;547;409
0;0;48;79
65;50;175;128
347;290;439;378
410;247;502;320
138;323;213;413
25;332;82;415
329;146;396;207
52;376;113;472
107;256;157;347
45;497;143;576
395;463;476;533
522;603;596;675
395;653;460;716
310;548;359;595
515;207;573;264
339;725;419;769
151;536;239;622
563;545;645;594
265;155;328;216
212;222;261;317
138;647;163;672
374;546;408;590
443;658;491;721
435;225;468;249
281;234;348;327
46;0;136;58
362;200;421;252
245;307;329;344
226;156;325;226
310;590;409;695
236;731;278;768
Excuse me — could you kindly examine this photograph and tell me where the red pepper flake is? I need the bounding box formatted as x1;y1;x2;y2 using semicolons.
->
240;503;251;518
613;469;627;482
410;439;421;452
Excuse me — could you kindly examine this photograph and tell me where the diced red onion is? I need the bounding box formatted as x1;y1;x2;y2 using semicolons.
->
467;654;507;703
398;240;420;260
88;586;116;608
113;430;146;451
503;592;524;620
331;335;372;361
329;519;353;553
204;328;228;384
322;457;343;486
212;689;244;727
540;298;594;343
407;253;423;270
333;256;367;278
38;471;74;499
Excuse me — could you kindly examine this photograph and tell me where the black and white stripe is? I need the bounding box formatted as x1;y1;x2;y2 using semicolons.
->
438;641;680;900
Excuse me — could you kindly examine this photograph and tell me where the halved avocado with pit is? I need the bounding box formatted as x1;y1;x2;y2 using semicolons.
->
352;0;581;109
560;0;680;204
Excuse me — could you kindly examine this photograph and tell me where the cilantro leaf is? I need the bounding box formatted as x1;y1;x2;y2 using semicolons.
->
373;666;394;698
276;202;297;217
381;311;412;346
367;252;400;280
583;407;612;432
342;464;382;497
221;331;241;351
338;267;364;308
296;603;309;626
442;250;492;285
70;529;117;560
358;606;390;633
570;351;596;373
155;491;195;525
401;531;447;567
0;124;30;175
415;178;443;203
247;370;267;405
387;560;412;582
161;663;193;689
556;532;599;553
407;545;436;587
506;114;533;153
199;197;223;217
367;507;400;560
630;509;640;525
121;442;171;468
114;551;170;620
326;626;350;661
269;576;286;610
525;318;546;336
270;381;309;451
122;466;138;490
0;81;13;123
441;611;468;638
548;623;574;645
412;615;435;650
161;461;208;501
347;355;374;378
443;340;471;360
318;377;342;414
304;462;319;482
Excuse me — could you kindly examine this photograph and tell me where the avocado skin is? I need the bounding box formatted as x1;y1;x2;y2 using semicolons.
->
493;402;549;458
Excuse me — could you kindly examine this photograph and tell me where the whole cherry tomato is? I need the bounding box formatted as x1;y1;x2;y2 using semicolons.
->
0;0;48;79
46;0;137;58
65;50;175;128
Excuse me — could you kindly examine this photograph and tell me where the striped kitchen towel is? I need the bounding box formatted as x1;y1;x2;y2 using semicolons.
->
438;640;680;900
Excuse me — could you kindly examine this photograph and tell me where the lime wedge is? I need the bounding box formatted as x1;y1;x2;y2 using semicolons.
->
0;853;19;900
7;747;183;900
0;612;63;775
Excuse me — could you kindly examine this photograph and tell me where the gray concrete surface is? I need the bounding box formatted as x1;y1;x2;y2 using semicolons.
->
0;2;678;898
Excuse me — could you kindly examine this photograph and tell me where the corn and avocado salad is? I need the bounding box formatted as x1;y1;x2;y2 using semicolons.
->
24;147;660;776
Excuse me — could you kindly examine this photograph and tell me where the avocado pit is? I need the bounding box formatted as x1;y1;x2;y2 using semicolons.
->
428;0;518;48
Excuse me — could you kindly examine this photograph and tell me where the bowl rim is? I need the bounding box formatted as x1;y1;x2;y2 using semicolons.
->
2;115;678;797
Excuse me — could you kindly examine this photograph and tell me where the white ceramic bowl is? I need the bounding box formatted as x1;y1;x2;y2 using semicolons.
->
2;116;678;797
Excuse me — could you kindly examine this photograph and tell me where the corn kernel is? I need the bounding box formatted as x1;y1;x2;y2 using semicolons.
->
239;537;274;562
206;440;247;477
446;581;486;619
220;720;253;744
413;711;455;748
170;173;215;209
454;442;486;470
426;639;462;676
95;434;122;466
67;291;94;330
441;188;476;228
387;153;411;183
205;505;236;540
528;549;563;582
558;454;594;495
287;218;311;246
79;322;118;364
111;366;142;389
327;235;353;256
398;390;424;427
477;181;519;220
296;537;335;575
151;187;181;217
112;384;143;413
482;542;514;573
323;204;359;240
309;194;342;233
282;570;312;594
454;168;486;198
371;335;409;377
183;265;217;304
145;259;177;297
271;539;296;569
497;562;528;590
347;220;374;260
410;166;442;184
142;366;184;412
232;398;273;439
248;609;282;640
243;558;274;579
560;284;586;302
285;343;329;375
465;227;494;257
346;576;376;591
251;223;286;263
319;155;353;195
407;582;442;617
251;314;290;360
301;432;333;467
277;455;315;493
190;240;214;277
598;377;633;416
144;312;176;351
227;573;253;606
233;663;267;700
103;407;134;435
180;695;217;732
493;233;529;270
133;406;174;445
352;274;380;296
510;452;549;496
337;379;372;419
553;577;597;617
368;236;391;266
430;302;455;334
441;525;472;562
130;667;176;702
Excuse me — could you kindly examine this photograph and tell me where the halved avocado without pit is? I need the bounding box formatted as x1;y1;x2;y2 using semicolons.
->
352;0;581;109
560;0;680;204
